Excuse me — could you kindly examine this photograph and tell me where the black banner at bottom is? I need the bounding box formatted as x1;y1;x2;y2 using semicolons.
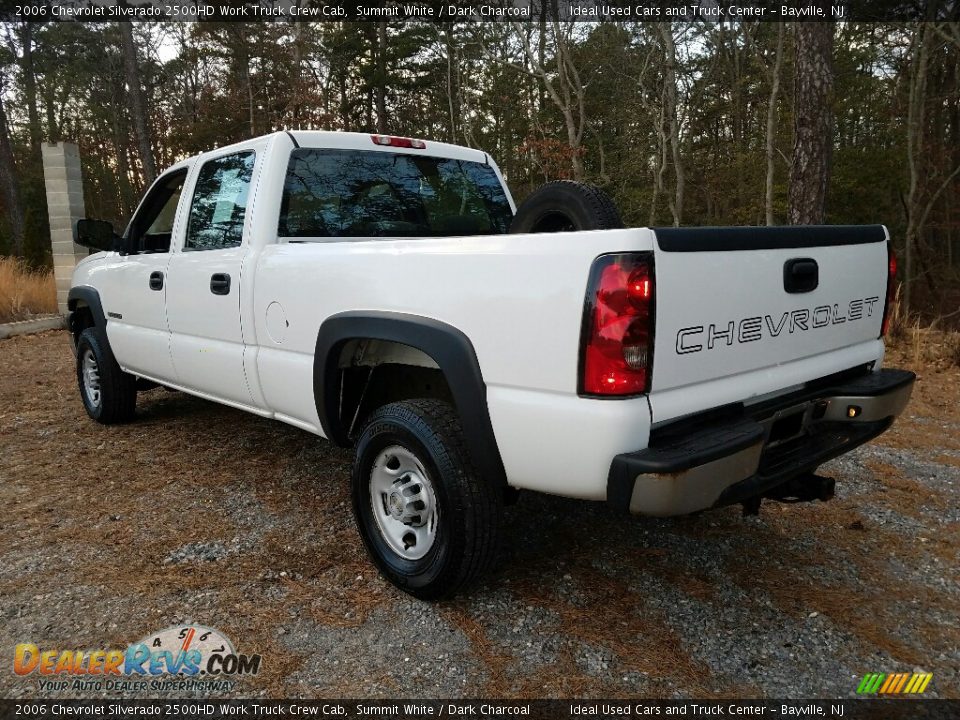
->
1;700;957;720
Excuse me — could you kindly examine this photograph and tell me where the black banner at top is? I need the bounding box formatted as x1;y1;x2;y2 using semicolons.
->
1;699;959;720
2;0;958;23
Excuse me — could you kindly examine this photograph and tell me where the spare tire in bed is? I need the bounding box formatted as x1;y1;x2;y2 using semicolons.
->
509;180;623;234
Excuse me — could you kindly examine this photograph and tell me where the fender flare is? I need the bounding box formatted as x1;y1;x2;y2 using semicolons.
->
67;286;107;329
314;311;507;489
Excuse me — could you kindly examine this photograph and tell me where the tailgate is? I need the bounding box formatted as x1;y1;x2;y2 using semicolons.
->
650;225;889;403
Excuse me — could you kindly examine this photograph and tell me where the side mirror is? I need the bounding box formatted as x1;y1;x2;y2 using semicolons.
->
75;219;122;253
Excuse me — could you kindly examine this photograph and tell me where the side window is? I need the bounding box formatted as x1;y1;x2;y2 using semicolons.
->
127;170;187;254
184;151;255;251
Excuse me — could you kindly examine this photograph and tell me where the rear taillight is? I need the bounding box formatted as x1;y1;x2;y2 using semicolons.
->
579;253;655;396
880;243;897;337
371;134;426;149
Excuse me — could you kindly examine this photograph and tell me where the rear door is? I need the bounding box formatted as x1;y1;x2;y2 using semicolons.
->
165;149;257;406
649;226;889;419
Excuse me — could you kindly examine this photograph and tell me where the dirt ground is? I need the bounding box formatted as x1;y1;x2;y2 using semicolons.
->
1;330;958;700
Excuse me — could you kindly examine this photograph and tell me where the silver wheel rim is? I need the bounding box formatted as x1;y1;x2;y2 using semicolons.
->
81;349;102;408
369;445;438;561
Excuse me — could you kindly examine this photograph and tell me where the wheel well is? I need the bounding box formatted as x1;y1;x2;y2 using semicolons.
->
335;339;454;440
68;303;95;348
314;311;508;494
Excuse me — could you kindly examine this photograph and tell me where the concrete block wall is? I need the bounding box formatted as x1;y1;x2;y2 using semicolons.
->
42;142;88;315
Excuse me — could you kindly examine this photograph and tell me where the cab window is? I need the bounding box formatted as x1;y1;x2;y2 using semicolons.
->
278;149;513;238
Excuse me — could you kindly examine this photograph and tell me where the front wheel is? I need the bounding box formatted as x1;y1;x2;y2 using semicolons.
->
351;399;502;600
76;327;137;424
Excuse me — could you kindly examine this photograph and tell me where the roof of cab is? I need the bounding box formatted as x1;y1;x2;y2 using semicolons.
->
172;130;490;171
286;130;488;164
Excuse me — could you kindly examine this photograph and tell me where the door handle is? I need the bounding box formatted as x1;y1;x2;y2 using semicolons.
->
149;271;164;291
210;273;231;295
783;258;818;294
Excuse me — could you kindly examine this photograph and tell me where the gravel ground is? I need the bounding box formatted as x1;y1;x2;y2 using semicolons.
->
1;330;958;700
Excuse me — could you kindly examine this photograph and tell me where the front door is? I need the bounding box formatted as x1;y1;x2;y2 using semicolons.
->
165;150;256;406
102;168;187;382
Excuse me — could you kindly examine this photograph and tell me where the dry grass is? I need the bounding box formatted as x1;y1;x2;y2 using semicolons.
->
885;283;960;369
947;332;960;368
886;317;960;375
885;283;907;343
0;256;57;323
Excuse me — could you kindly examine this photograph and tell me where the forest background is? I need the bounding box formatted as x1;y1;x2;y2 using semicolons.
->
1;16;958;320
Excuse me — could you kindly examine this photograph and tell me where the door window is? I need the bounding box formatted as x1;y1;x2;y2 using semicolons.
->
127;170;187;254
185;151;256;251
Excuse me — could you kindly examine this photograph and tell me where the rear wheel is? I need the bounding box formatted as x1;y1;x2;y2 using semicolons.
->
351;399;501;600
76;327;137;424
510;180;623;234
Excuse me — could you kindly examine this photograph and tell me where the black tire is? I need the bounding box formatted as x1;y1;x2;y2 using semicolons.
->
351;399;502;600
510;180;624;234
75;327;137;424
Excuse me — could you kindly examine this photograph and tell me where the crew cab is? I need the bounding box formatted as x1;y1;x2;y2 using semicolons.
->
68;131;914;599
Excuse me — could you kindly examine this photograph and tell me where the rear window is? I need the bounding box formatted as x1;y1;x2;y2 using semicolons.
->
279;148;513;238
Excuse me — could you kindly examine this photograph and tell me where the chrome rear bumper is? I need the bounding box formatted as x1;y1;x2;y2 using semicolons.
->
607;368;915;517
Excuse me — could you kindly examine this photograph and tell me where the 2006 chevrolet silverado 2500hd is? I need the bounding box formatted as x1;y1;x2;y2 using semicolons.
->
68;131;915;599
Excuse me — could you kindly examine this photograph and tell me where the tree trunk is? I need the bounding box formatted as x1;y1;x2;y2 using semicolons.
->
245;58;255;137
788;23;834;225
518;22;586;181
19;22;42;151
0;89;26;257
649;95;666;226
375;21;388;134
903;19;956;315
290;22;305;127
765;23;785;226
109;78;136;214
904;23;930;317
119;22;157;185
43;87;60;143
362;25;375;132
444;26;459;144
658;23;684;226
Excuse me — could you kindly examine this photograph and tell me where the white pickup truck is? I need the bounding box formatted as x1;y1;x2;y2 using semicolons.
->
69;130;914;599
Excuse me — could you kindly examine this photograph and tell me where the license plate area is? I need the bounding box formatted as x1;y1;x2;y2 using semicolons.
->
762;403;813;448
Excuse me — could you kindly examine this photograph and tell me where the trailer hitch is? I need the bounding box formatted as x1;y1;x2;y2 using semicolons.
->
741;473;836;515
